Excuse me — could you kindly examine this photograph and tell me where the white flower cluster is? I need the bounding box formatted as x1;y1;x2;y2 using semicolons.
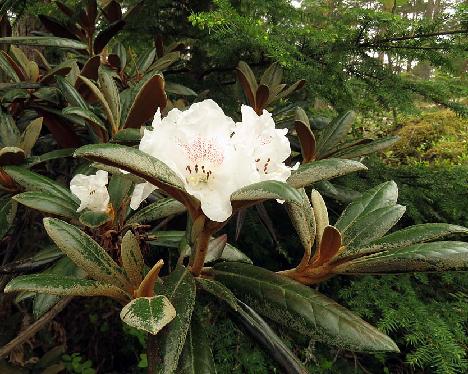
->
71;100;296;222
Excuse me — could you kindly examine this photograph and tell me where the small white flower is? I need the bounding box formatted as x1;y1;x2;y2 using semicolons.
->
233;105;297;183
130;101;258;222
70;170;110;213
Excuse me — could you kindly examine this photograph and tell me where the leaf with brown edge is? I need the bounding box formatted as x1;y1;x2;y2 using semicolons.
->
255;84;269;113
311;226;342;267
0;147;25;166
236;61;257;107
55;1;74;17
98;67;120;129
122;74;167;129
294;107;316;162
1;50;25;80
260;62;283;87
93;20;126;55
276;79;306;100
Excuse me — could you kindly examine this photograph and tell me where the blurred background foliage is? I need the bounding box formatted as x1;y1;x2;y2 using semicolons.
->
1;0;467;373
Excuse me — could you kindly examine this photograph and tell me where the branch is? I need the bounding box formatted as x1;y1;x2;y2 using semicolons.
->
364;44;455;51
0;297;72;358
360;29;467;46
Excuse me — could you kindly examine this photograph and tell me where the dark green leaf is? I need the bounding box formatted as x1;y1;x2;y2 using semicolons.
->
79;210;112;228
287;158;367;189
74;143;185;191
213;262;399;352
334;241;468;274
333;136;400;159
13;191;78;219
231;180;302;205
0;195;16;239
0;36;87;49
196;277;238;310
4;274;129;301
127;197;186;225
176;316;216;374
43;218;130;289
157;266;196;374
93;20;126;54
315;111;355;158
231;300;308;374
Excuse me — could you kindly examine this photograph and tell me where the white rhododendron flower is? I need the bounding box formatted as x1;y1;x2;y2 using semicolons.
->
130;100;295;222
233;105;297;182
130;101;258;221
70;170;110;213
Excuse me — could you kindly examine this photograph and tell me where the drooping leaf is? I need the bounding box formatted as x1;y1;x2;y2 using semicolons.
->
0;36;87;49
231;300;309;374
0;245;62;274
157;266;196;374
231;180;302;205
213;262;399;352
26;148;75;167
4;274;129;302
287;159;367;189
335;181;398;234
127;197;186;225
334;241;468;274
176;316;216;374
120;295;176;335
74;143;185;191
13;191;78;219
43;218;130;289
196;278;238;310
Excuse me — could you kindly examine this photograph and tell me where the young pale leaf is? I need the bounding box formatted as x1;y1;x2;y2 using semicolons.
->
3;165;78;204
13;191;78;219
334;241;468;274
157;266;196;374
342;205;406;250
332;136;400;159
43;218;130;289
120;295;176;335
285;188;315;257
335;181;398;234
0;36;87;49
231;180;302;205
287;159;367;189
121;231;145;288
353;223;468;257
311;189;329;249
176;316;216;374
213;262;399;353
231;300;309;374
127;197;186;225
74;143;185;190
4;274;129;302
98;67;120;129
19;117;43;156
315;111;355;158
